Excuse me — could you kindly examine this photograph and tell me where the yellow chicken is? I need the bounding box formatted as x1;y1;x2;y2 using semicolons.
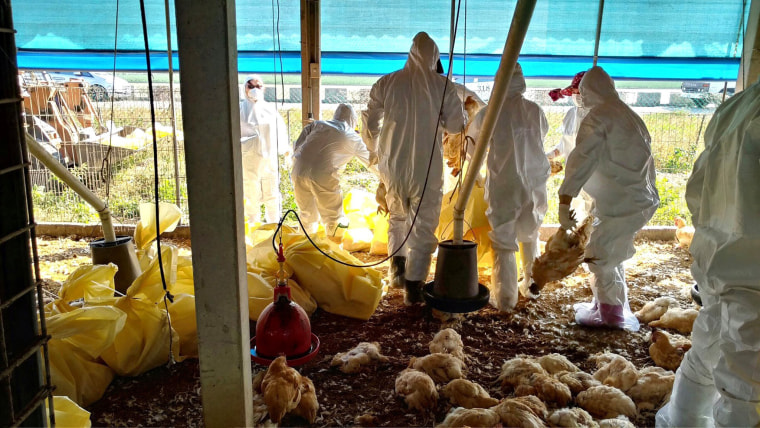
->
510;395;548;420
674;217;695;249
538;353;581;374
590;352;639;392
409;352;466;384
261;356;302;423
441;379;499;409
634;296;679;324
626;366;675;411
514;373;572;407
649;329;691;371
554;370;601;396
395;368;438;412
290;375;319;423
576;385;637;420
491;397;547;428
531;215;595;295
436;407;501;428
649;307;699;334
497;356;548;391
548;407;598;428
330;341;389;374
598;415;636;428
429;328;466;362
442;96;482;177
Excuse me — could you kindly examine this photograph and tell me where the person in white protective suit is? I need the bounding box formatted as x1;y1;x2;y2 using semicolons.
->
291;103;373;237
557;66;659;331
362;32;466;305
239;74;290;225
546;71;593;219
465;63;550;311
655;77;760;428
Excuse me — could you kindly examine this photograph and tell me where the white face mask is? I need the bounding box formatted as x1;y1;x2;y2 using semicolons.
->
572;93;584;107
248;87;264;101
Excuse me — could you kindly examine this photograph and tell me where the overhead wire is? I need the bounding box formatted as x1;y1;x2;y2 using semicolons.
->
270;0;467;268
138;0;175;365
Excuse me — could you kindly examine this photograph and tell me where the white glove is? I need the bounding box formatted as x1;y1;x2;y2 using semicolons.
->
559;204;577;230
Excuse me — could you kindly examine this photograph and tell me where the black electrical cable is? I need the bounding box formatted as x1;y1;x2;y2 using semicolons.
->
101;0;120;206
270;0;466;269
138;0;175;363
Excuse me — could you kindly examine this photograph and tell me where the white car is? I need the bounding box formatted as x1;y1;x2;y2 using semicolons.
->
48;71;133;101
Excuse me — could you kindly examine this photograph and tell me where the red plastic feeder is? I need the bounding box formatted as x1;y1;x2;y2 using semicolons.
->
251;244;319;366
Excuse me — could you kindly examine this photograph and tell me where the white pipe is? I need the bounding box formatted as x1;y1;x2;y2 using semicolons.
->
593;0;604;67
453;0;537;244
25;133;117;242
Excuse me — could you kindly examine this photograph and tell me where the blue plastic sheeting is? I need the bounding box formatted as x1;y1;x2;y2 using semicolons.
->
16;50;740;81
11;0;748;79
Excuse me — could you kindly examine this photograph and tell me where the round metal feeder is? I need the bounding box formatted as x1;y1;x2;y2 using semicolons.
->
691;283;702;306
250;282;319;367
90;235;141;295
423;239;490;313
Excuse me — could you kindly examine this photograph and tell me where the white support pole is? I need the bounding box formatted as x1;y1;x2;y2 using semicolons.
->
593;0;604;67
300;0;321;125
174;1;253;427
738;0;760;92
453;0;537;243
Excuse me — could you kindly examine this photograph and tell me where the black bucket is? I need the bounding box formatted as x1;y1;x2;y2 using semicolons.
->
90;235;141;295
432;240;480;299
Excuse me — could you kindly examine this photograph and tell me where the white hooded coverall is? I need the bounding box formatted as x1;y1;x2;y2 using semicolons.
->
240;81;289;224
466;63;550;311
363;32;466;282
656;77;760;428
558;66;659;331
291;104;371;235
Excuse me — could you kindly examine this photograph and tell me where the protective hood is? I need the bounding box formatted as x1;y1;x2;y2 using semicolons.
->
506;63;527;97
579;66;618;108
405;32;440;72
333;103;357;129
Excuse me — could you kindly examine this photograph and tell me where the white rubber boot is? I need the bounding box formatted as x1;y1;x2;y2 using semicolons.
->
655;367;717;427
491;251;518;312
518;240;539;299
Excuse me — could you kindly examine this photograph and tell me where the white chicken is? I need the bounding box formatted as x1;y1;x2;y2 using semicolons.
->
626;366;675;411
649;329;691;371
395;368;438;412
649;307;699;334
429;328;466;362
436;407;501;428
590;352;639;392
538;353;581;374
634;296;679;323
576;385;637;420
330;341;389;374
409;352;466;384
548;407;598;428
497;356;548;391
530;215;595;295
442;379;499;409
599;415;636;428
674;217;695;249
490;397;547;428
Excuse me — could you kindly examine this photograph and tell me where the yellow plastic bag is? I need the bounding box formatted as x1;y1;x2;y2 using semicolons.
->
370;213;389;256
168;293;198;359
99;295;180;376
127;245;178;304
170;254;195;296
437;185;494;268
53;395;92;428
58;264;118;302
46;306;126;406
247;225;383;320
134;202;183;251
342;228;373;252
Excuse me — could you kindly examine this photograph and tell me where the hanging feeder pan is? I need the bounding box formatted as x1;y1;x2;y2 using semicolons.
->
423;240;490;313
249;284;320;367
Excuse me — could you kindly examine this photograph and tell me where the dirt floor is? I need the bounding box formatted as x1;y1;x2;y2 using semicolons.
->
37;235;695;427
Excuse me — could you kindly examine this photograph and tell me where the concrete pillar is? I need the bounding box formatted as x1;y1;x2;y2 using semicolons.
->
173;1;253;426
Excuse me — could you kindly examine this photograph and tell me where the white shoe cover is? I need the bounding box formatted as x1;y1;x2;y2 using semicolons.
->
518;240;539;299
655;368;716;427
491;251;518;312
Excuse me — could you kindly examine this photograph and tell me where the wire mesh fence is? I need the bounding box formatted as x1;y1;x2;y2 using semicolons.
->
24;75;723;228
